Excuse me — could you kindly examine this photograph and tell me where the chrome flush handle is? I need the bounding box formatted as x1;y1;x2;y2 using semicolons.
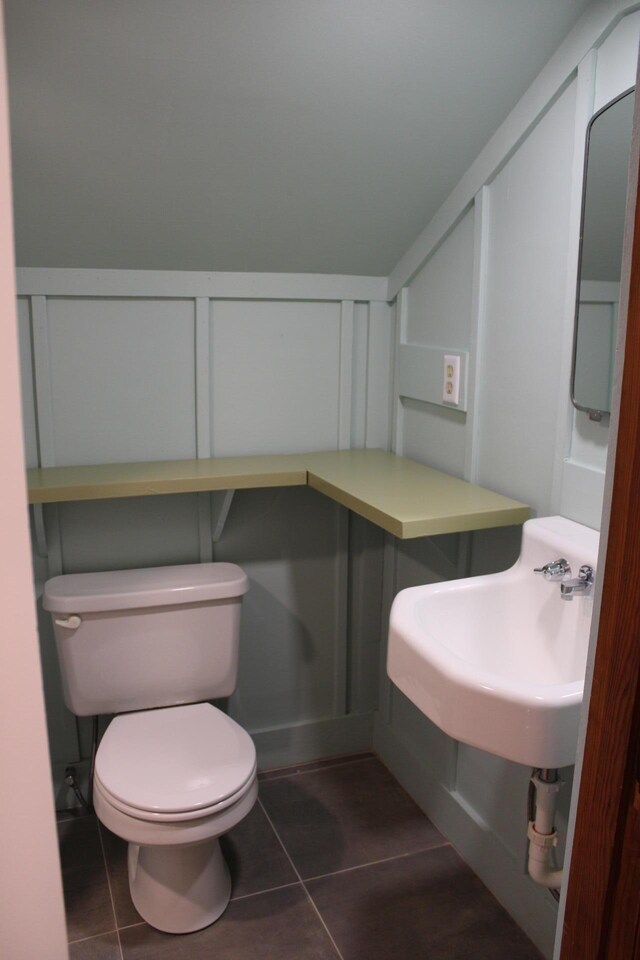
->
54;615;82;629
533;558;571;581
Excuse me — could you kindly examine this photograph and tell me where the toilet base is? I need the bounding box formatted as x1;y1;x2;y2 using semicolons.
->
128;838;231;934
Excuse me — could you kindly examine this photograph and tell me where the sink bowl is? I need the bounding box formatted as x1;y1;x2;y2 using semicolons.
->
387;516;600;768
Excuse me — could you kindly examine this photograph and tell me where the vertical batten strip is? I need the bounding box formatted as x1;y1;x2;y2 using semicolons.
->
383;293;403;723
332;507;350;716
381;289;406;722
464;187;491;484
365;300;393;450
30;295;63;576
363;303;372;447
350;303;368;449
30;296;56;468
338;300;354;450
551;50;598;516
195;297;211;458
195;297;213;563
391;288;408;455
336;300;354;714
378;534;398;724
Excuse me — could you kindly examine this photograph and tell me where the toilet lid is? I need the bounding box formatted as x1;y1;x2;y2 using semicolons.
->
95;703;256;815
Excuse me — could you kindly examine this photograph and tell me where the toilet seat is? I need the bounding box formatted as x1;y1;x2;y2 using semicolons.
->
95;702;257;822
95;768;256;822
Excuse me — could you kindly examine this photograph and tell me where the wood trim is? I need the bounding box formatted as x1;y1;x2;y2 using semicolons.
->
338;300;355;450
560;80;640;960
550;51;597;516
464;187;490;483
16;267;389;303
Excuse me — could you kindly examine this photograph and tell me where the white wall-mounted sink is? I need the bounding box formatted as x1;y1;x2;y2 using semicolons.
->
387;517;600;768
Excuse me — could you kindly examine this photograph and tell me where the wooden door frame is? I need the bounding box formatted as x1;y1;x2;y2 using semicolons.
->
560;69;640;960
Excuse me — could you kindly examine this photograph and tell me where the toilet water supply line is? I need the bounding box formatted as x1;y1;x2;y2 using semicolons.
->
527;769;563;891
64;715;99;811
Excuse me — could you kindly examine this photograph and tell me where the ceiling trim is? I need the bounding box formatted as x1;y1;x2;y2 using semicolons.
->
16;267;388;303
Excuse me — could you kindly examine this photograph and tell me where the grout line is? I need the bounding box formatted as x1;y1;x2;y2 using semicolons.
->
300;885;346;960
67;930;117;946
256;799;304;883
230;880;301;903
258;799;345;960
259;754;375;783
96;822;125;960
116;921;146;934
303;840;452;884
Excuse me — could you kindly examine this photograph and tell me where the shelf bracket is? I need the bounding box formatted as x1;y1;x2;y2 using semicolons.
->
211;490;235;543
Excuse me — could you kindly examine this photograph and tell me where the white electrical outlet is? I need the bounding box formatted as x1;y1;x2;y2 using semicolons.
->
443;354;461;406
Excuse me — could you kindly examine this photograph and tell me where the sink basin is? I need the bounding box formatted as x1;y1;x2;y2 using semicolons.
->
387;516;600;768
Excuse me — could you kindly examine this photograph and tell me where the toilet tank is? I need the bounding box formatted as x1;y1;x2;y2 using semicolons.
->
43;562;249;716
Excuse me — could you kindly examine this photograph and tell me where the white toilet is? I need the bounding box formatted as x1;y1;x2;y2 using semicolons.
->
43;562;257;935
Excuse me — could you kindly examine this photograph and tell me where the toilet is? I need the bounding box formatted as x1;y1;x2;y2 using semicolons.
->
43;562;256;935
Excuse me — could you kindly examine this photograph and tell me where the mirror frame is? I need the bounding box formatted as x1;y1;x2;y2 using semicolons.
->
570;85;635;422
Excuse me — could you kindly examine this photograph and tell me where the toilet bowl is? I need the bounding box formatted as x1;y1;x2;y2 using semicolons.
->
92;702;257;933
43;561;255;934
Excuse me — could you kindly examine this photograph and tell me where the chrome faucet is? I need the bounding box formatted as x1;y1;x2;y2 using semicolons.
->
533;559;594;600
559;565;594;600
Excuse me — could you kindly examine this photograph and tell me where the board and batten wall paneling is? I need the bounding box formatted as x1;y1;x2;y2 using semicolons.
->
214;486;348;732
210;299;342;456
476;79;578;516
405;207;475;349
375;52;596;960
45;297;198;465
558;13;640;528
375;14;640;957
397;207;475;479
16;274;393;796
16;297;38;468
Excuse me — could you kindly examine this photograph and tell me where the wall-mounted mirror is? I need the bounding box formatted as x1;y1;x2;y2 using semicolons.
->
572;87;635;420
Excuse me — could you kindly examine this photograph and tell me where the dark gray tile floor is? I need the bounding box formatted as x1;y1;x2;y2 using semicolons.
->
58;754;542;960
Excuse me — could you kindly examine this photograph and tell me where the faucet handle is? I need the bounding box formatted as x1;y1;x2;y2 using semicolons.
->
533;558;571;581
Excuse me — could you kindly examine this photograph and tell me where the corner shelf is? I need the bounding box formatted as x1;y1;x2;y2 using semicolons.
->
27;449;530;540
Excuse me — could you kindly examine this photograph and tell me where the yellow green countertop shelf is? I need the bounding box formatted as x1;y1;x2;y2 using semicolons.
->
26;454;309;503
27;449;530;539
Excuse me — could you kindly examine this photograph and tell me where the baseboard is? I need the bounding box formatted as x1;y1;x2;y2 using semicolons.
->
373;714;559;960
53;712;375;811
251;713;374;770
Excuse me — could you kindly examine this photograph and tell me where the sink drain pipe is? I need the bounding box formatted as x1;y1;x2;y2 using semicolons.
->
527;769;563;891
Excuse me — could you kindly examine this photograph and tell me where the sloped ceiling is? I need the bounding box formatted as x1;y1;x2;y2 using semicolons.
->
5;0;594;274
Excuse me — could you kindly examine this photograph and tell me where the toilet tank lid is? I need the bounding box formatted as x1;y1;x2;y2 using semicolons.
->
43;562;249;614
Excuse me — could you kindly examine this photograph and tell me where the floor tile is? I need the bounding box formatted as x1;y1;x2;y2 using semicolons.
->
221;801;298;898
119;884;340;959
58;816;115;942
68;932;121;960
306;845;543;960
259;752;375;781
99;799;299;927
259;756;445;878
98;824;142;929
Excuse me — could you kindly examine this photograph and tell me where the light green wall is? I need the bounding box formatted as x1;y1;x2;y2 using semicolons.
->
373;13;640;957
18;291;392;806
